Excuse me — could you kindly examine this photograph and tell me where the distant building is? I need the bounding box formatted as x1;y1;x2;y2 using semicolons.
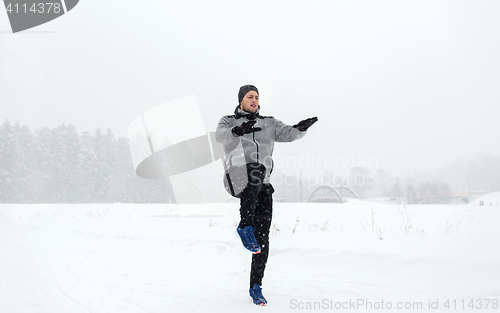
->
307;185;359;203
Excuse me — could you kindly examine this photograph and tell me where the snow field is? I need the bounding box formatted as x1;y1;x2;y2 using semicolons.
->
1;199;499;313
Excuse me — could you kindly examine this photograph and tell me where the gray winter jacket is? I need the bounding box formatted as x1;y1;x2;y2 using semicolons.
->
215;105;307;183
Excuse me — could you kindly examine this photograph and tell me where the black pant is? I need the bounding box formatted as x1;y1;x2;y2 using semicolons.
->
239;163;274;288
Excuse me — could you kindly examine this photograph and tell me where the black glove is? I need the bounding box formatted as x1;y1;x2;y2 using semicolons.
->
293;117;318;131
232;120;262;136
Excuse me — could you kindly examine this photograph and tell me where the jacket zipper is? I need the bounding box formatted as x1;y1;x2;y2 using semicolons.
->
252;128;259;163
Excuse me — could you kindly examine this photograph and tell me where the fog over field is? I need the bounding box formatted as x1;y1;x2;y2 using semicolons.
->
1;0;500;181
1;3;500;310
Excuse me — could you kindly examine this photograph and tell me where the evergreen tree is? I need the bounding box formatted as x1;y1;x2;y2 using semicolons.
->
0;120;208;203
0;120;16;202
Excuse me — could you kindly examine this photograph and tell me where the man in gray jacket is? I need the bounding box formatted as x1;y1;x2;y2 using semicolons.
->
215;85;317;306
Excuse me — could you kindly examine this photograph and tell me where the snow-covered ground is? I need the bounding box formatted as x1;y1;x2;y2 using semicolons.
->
1;195;499;313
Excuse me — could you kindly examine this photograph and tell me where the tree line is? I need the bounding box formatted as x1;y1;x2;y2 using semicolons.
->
1;119;498;204
0;120;173;203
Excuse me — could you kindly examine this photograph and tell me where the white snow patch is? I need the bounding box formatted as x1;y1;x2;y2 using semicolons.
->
470;191;500;207
1;199;499;312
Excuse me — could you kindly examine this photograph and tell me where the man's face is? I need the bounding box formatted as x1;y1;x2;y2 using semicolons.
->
240;90;259;113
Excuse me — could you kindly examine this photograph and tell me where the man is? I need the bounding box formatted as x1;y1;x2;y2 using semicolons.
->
215;85;317;306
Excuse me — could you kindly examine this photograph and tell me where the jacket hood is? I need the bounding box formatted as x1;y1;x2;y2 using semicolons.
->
234;105;260;120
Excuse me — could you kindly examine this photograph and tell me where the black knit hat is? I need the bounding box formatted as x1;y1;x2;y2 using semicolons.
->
238;85;259;104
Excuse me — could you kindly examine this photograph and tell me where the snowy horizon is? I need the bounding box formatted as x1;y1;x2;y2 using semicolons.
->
2;0;500;177
2;118;499;205
2;1;500;311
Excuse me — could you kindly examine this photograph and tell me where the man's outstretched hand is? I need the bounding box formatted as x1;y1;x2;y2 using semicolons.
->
293;117;318;131
232;120;262;136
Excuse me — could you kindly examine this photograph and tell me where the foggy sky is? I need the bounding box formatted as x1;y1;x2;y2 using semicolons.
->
1;0;499;177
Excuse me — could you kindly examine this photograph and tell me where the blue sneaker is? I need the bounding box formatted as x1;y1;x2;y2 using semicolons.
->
249;284;267;306
236;222;261;254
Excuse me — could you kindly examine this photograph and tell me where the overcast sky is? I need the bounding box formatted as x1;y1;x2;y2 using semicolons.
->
1;0;499;177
